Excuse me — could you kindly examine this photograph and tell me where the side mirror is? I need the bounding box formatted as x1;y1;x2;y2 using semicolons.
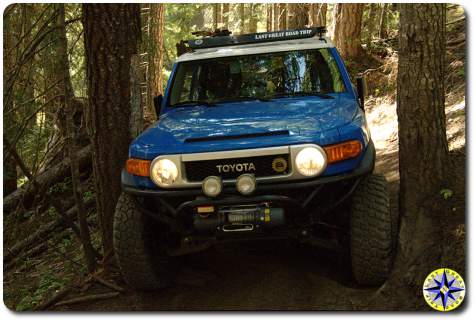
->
356;76;367;110
153;95;163;117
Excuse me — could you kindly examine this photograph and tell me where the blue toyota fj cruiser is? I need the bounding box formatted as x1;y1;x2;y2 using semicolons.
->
114;27;395;290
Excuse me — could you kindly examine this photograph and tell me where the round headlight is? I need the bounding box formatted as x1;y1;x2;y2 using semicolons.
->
295;147;327;177
150;158;178;187
236;174;256;195
202;176;222;197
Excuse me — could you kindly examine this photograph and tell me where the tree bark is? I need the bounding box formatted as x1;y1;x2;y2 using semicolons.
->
309;4;327;27
379;3;388;39
395;3;449;294
213;3;221;30
3;154;17;196
222;3;230;29
273;4;279;31
3;23;17;196
146;3;164;123
278;3;287;30
248;4;259;33
287;3;308;29
239;4;246;34
332;4;364;59
267;4;273;31
57;3;96;273
365;3;379;47
83;4;141;270
130;54;144;136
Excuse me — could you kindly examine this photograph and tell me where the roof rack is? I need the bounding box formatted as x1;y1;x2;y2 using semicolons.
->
187;26;327;50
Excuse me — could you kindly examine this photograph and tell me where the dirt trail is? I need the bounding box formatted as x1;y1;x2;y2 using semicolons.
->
58;241;376;311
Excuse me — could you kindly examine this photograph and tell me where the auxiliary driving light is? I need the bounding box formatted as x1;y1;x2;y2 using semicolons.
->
295;146;327;177
236;174;256;195
202;176;223;197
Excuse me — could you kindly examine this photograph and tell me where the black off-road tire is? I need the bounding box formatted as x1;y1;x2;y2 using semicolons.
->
350;173;394;286
113;193;173;290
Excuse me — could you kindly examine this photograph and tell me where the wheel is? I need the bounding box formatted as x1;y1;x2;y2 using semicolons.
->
113;193;173;290
350;173;394;286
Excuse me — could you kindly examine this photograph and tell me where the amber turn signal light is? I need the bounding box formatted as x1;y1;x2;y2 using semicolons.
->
324;140;362;164
126;158;151;177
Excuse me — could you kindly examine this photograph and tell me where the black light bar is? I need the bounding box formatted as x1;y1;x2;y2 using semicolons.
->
188;27;327;50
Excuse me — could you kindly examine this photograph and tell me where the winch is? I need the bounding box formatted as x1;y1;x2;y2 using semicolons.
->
193;203;285;234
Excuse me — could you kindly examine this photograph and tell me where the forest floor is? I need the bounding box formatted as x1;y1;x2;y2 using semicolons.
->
4;24;466;311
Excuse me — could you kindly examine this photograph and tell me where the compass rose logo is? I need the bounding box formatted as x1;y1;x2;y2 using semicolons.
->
423;268;465;311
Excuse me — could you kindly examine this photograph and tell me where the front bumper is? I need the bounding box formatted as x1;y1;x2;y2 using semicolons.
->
122;140;375;198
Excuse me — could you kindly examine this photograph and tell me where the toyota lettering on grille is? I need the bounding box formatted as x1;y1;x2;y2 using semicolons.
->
216;163;256;173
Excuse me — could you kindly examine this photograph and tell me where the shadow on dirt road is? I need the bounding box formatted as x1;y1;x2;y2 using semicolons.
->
68;240;379;311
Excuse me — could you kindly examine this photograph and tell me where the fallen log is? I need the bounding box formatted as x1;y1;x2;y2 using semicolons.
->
55;292;120;307
447;36;465;47
92;275;125;293
3;144;92;214
4;198;95;263
4;243;48;271
34;287;71;311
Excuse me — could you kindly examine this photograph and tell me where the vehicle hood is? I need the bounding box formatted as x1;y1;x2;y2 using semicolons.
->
130;96;358;159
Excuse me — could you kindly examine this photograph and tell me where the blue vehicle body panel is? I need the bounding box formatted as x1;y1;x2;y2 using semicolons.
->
127;47;368;190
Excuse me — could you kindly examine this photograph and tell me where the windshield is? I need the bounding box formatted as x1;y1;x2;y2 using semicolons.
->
169;49;346;106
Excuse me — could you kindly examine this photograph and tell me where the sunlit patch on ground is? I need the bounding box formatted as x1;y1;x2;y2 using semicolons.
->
365;97;399;183
365;95;465;185
446;101;465;151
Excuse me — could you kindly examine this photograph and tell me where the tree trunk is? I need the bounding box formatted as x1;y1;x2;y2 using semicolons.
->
332;4;364;59
222;3;230;29
267;4;273;31
309;4;327;27
83;4;141;270
239;4;245;34
249;4;259;33
379;4;388;39
213;3;221;30
273;4;279;31
130;54;143;137
365;3;379;46
39;4;69;169
3;153;17;196
146;3;164;123
3;4;35;194
278;3;287;30
40;5;90;171
395;3;449;293
57;4;96;272
287;3;308;29
3;8;17;196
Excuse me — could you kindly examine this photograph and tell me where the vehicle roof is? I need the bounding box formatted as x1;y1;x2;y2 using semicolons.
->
176;36;335;62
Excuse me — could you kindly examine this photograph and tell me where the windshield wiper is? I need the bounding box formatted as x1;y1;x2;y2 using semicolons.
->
172;100;216;107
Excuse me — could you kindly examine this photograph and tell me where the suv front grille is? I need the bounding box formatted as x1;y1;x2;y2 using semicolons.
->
184;154;290;181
